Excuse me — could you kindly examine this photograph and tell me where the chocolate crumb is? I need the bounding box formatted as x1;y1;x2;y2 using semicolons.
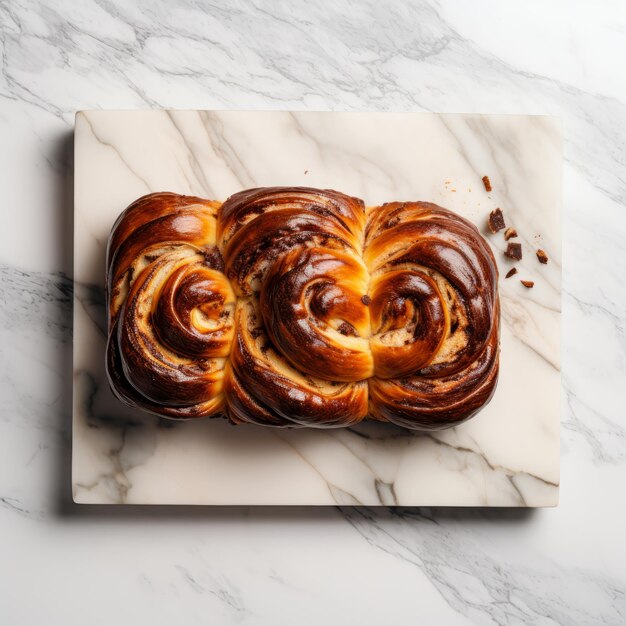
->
304;170;308;175
536;249;548;264
202;246;225;272
482;176;492;192
505;267;518;279
361;294;371;306
337;321;358;337
505;242;522;260
520;280;534;289
488;208;506;233
504;227;518;241
250;327;264;340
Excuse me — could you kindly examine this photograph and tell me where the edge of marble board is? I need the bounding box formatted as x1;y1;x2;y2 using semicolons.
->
73;110;564;136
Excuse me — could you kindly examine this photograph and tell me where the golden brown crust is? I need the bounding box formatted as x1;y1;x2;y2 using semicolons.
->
106;189;500;430
261;247;373;382
224;297;369;427
365;201;499;429
218;187;365;296
219;187;371;426
105;193;235;419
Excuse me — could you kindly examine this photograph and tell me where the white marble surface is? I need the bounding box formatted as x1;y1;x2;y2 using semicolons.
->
73;110;561;506
1;0;625;623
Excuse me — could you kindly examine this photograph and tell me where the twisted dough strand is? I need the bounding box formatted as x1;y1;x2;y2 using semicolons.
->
219;187;372;427
106;193;235;418
106;189;499;430
365;201;499;429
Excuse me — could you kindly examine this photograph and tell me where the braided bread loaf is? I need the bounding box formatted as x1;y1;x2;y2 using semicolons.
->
106;187;499;430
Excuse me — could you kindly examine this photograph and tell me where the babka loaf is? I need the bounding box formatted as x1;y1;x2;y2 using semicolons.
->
106;187;499;430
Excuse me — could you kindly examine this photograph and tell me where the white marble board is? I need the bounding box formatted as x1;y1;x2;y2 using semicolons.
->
72;110;561;506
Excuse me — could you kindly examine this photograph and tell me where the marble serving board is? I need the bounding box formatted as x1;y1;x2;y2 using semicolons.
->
72;110;561;506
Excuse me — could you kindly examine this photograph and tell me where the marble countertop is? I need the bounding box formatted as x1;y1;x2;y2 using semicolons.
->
1;1;624;624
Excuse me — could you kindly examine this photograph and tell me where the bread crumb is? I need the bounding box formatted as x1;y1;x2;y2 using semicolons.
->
504;227;518;241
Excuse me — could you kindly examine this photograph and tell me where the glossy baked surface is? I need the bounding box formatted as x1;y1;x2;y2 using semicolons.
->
106;187;499;430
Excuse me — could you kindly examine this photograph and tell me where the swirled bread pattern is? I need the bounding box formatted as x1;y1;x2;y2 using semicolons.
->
106;188;499;430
